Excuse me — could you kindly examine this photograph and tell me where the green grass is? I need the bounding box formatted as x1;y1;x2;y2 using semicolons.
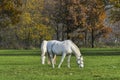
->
0;48;120;80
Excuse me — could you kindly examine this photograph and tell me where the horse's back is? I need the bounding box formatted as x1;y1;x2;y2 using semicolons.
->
47;40;59;48
46;40;78;55
47;40;62;54
51;40;73;54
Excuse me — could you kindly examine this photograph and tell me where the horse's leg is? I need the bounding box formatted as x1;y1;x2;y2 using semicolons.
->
67;54;71;68
58;53;66;68
48;55;56;64
41;52;46;64
47;53;51;64
49;53;55;68
47;54;56;64
53;55;56;64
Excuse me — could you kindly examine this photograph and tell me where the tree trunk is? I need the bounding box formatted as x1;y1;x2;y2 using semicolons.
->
84;30;88;47
61;25;64;40
91;28;95;48
56;25;59;40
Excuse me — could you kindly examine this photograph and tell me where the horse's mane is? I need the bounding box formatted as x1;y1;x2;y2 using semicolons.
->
67;40;81;57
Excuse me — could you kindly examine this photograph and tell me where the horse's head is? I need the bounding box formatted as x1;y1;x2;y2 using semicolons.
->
77;56;84;68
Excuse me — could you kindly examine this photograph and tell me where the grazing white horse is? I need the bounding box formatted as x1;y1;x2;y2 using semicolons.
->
41;40;84;68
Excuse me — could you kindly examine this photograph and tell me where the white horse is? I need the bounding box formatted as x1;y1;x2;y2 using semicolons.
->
41;40;84;68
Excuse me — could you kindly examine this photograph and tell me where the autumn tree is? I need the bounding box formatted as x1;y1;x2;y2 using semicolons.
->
45;0;112;47
0;0;54;49
0;0;22;48
103;0;120;46
0;0;22;27
42;0;65;40
110;0;120;22
15;0;53;48
44;0;86;41
80;0;113;48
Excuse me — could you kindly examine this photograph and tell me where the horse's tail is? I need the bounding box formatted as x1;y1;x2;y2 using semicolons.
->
41;40;47;56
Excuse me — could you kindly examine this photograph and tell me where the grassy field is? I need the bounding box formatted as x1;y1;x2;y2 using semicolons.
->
0;48;120;80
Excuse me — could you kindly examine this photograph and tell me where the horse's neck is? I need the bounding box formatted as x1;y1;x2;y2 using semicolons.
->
74;50;81;59
71;42;81;59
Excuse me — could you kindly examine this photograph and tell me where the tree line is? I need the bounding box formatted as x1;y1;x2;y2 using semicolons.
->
0;0;119;49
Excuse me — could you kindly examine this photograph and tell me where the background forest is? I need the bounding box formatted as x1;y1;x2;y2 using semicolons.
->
0;0;119;49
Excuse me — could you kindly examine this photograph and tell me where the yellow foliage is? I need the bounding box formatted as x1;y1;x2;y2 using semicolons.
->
99;12;106;22
78;34;84;40
21;12;32;24
17;24;54;41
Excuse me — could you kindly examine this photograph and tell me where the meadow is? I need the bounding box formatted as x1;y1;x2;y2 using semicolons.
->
0;48;120;80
